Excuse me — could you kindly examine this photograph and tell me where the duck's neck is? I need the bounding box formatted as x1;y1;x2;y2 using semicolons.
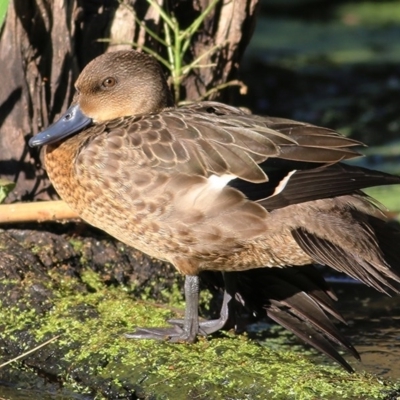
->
45;137;88;214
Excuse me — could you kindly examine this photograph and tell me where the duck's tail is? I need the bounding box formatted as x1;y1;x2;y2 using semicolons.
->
234;266;359;372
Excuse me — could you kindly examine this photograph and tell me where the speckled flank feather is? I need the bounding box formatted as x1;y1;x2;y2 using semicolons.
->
34;50;400;369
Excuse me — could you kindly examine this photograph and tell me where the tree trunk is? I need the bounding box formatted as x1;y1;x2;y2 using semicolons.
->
0;0;259;203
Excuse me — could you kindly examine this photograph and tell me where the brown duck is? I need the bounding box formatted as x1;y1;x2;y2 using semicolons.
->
29;50;400;371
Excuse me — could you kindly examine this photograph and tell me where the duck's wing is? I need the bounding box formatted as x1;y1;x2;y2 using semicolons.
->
94;102;362;184
229;163;400;209
180;103;400;206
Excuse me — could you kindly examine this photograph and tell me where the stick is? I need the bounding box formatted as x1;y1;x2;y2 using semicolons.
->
0;335;61;368
0;201;79;224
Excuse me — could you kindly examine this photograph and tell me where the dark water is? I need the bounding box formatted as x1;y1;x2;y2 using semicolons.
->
331;281;400;378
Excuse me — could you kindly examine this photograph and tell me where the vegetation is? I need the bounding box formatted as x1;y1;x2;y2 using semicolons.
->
0;0;8;27
1;267;398;399
0;178;15;203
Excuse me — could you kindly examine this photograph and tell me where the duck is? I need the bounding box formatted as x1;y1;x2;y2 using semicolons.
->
29;50;400;371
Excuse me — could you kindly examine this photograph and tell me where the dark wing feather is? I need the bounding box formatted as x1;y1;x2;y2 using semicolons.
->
268;288;350;350
227;266;359;371
265;306;355;372
228;163;400;210
271;266;345;323
292;228;400;294
368;215;400;269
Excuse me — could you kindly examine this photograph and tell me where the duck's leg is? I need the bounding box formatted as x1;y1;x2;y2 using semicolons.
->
125;275;199;343
126;275;200;342
183;272;238;335
126;273;237;342
156;272;238;336
170;274;201;342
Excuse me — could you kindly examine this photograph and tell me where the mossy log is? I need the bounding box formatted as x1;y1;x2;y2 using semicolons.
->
0;225;399;399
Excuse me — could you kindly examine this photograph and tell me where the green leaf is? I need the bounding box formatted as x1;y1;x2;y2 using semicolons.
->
0;178;15;203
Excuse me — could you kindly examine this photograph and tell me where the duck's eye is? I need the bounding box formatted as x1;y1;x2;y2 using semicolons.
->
102;77;116;88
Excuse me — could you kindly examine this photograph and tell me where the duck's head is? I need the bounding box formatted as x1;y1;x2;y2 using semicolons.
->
29;50;173;147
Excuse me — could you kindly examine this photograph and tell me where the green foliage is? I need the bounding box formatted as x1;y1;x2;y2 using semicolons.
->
364;185;400;215
1;268;398;399
138;0;220;103
0;0;8;28
250;1;400;67
0;178;15;203
102;0;244;103
338;2;400;26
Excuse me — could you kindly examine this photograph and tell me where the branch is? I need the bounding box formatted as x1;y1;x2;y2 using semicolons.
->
0;201;78;224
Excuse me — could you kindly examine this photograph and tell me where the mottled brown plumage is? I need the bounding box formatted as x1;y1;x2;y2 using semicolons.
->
30;50;400;371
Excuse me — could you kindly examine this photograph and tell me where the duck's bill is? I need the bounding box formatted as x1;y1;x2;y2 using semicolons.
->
29;104;92;147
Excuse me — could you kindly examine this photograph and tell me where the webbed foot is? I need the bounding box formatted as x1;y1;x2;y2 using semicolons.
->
125;273;237;342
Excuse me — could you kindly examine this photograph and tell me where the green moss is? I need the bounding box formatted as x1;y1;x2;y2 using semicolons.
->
68;238;84;253
80;268;107;292
1;269;398;399
68;238;89;265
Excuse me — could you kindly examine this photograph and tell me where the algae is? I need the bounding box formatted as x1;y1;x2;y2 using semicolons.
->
1;268;399;399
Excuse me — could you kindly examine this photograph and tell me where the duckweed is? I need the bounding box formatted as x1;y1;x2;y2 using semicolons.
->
1;268;399;399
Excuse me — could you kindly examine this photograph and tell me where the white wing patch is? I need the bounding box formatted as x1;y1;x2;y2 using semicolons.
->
174;174;237;209
269;170;297;197
207;174;236;189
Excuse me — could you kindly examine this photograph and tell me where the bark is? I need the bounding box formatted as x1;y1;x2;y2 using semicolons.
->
0;0;260;203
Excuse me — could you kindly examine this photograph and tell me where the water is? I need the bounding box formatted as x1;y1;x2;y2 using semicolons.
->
333;282;400;378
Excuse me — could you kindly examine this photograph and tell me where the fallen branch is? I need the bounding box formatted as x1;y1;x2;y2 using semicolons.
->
0;200;79;224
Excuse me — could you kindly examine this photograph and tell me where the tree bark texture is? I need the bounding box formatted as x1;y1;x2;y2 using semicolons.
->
0;0;259;202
